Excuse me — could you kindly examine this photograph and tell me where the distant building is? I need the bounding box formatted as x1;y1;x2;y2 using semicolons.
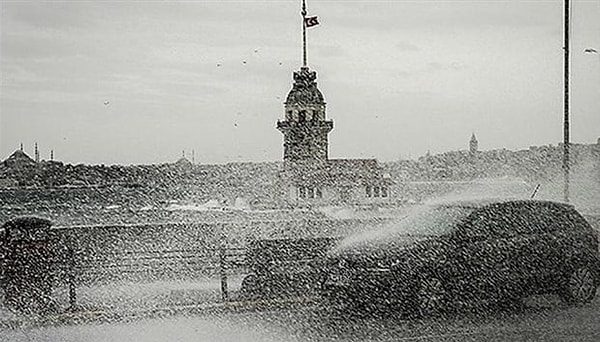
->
174;156;193;169
0;178;18;187
173;150;194;172
0;148;37;188
595;138;600;182
469;133;478;154
2;149;36;169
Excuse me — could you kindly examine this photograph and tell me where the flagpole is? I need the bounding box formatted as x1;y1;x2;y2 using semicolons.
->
563;0;570;202
302;0;307;67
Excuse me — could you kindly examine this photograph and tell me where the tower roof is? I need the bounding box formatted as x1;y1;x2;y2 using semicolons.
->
285;67;325;105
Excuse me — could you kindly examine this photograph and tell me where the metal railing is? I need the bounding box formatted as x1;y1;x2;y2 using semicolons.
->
57;244;247;309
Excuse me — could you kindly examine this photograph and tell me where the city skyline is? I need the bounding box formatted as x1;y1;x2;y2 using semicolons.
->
1;1;600;165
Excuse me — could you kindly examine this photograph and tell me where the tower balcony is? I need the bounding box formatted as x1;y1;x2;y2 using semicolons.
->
276;119;333;133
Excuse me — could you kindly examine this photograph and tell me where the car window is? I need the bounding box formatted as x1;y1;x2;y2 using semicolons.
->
462;206;516;239
514;204;545;234
519;204;574;235
389;205;475;237
561;207;592;234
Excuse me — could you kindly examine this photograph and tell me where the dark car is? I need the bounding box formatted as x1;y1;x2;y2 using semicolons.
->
321;200;600;315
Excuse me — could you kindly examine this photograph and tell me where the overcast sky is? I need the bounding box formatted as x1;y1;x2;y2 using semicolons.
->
1;0;599;165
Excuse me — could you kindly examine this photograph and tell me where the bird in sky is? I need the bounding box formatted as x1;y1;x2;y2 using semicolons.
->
242;60;247;64
216;63;222;67
103;101;110;106
584;48;598;53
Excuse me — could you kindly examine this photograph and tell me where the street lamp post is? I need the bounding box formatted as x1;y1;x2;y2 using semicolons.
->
563;0;570;203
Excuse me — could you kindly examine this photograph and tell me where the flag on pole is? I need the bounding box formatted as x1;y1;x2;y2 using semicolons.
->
304;16;319;28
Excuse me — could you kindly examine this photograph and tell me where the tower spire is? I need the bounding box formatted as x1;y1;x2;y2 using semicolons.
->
469;132;478;154
302;0;307;67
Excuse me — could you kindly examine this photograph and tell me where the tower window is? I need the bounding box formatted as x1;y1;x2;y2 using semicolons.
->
299;187;306;198
298;186;322;199
298;110;306;122
381;186;388;197
367;186;388;198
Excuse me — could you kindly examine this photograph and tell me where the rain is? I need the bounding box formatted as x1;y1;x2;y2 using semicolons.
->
1;1;600;342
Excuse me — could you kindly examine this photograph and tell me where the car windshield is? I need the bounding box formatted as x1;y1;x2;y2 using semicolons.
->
390;205;475;236
333;204;476;254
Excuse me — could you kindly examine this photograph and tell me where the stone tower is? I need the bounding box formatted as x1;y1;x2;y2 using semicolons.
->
469;133;478;154
277;67;333;164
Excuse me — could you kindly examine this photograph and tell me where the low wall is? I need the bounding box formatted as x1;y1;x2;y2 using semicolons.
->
48;217;392;284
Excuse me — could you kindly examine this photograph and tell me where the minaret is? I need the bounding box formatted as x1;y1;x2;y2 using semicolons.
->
469;133;478;154
34;142;39;162
50;150;54;161
277;0;332;164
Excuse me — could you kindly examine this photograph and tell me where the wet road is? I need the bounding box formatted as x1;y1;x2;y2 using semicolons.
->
3;295;600;342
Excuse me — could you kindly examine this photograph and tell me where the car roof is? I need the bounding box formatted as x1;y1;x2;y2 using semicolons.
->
432;198;574;210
